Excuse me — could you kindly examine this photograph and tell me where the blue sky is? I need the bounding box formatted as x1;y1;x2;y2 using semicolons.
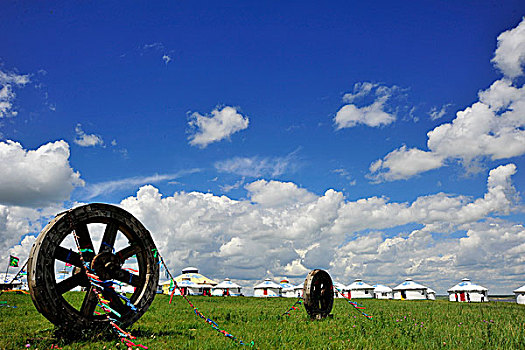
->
2;2;525;293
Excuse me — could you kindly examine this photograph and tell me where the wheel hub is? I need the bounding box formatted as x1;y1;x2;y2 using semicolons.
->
91;251;121;280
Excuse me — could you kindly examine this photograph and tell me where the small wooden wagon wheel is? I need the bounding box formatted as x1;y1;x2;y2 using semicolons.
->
28;203;159;332
303;269;334;319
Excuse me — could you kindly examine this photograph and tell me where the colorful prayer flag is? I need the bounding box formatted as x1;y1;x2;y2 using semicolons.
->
9;255;19;267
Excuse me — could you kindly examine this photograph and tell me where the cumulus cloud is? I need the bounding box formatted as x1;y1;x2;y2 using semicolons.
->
0;69;30;118
118;163;519;292
215;152;297;178
368;146;445;182
492;17;525;79
370;19;525;182
74;123;104;147
0;140;84;207
188;106;249;148
334;82;398;129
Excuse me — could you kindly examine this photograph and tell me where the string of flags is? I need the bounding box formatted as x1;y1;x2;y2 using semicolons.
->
70;227;149;350
333;287;373;319
158;252;254;347
281;298;303;317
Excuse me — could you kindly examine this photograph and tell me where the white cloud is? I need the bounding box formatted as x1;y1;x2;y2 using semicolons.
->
215;152;297;178
188;106;249;148
83;169;200;199
368;145;445;182
74;124;104;147
334;83;398;129
492;17;525;79
0;69;30;118
428;104;451;120
117;163;520;292
162;55;172;65
0;140;84;207
245;180;317;208
370;19;525;182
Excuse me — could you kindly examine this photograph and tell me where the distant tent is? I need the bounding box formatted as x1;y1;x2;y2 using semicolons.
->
346;279;374;299
513;284;525;305
426;288;436;301
393;278;429;300
373;284;393;299
333;282;348;298
280;278;297;298
161;266;217;295
447;278;488;303
212;278;243;296
0;273;24;291
293;283;304;298
254;278;282;297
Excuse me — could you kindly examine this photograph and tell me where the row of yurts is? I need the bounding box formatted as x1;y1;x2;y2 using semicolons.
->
162;267;525;304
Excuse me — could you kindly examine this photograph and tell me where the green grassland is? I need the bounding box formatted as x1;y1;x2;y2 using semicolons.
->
1;293;525;349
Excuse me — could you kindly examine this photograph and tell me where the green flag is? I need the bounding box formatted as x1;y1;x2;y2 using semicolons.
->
9;255;19;267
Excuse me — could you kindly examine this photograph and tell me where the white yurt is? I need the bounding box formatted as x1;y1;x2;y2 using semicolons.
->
333;282;348;298
373;284;393;299
426;288;436;300
212;278;243;296
513;284;525;305
293;283;304;298
393;278;428;300
346;279;374;299
254;278;282;297
280;279;296;298
447;278;488;302
161;267;217;295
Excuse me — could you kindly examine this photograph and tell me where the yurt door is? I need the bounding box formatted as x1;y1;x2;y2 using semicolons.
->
460;292;465;302
264;288;268;296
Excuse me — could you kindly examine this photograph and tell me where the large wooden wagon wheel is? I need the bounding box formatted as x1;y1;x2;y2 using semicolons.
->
28;203;159;333
303;269;334;319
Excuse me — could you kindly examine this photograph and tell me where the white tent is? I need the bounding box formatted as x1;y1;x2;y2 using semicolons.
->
280;279;296;298
333;282;348;298
212;278;242;296
513;284;525;305
426;288;436;301
254;278;282;297
373;284;393;299
393;278;428;300
447;278;488;302
346;279;374;299
293;283;304;298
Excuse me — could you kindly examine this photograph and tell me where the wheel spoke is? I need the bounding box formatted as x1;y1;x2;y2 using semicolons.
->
99;220;119;253
113;269;142;288
115;244;141;263
81;286;99;317
56;273;87;294
54;246;82;267
74;223;95;261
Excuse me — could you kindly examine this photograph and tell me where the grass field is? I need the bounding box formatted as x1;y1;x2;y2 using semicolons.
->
1;293;525;349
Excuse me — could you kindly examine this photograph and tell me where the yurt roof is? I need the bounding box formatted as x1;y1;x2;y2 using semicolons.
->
176;279;198;287
182;266;199;274
347;279;374;290
280;282;295;290
254;278;282;289
373;284;392;293
214;278;242;289
171;271;218;286
293;283;304;291
393;278;428;290
333;282;347;291
447;278;487;292
427;288;436;294
513;284;525;293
